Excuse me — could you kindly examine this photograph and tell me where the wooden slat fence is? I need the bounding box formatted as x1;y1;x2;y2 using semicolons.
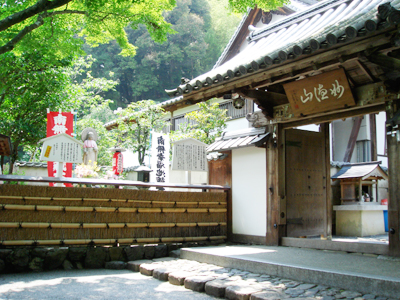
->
0;185;227;246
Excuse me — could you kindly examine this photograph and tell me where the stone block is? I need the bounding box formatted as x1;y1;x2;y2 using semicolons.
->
169;250;181;258
0;249;12;260
29;257;44;272
153;267;175;281
44;248;69;270
105;261;127;270
167;244;180;253
184;276;215;292
144;245;156;259
124;245;144;261
85;247;107;269
140;263;160;276
68;247;87;262
0;259;5;273
225;285;263;300
31;248;49;259
250;290;289;300
109;247;125;261
126;259;153;272
154;244;168;258
205;279;232;298
63;259;74;270
168;271;194;286
152;257;176;262
6;248;30;271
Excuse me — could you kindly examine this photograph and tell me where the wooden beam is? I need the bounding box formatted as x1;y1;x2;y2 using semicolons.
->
281;103;385;129
343;116;363;162
367;52;400;70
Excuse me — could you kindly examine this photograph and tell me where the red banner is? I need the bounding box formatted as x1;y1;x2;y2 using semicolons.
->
46;112;74;187
112;152;123;175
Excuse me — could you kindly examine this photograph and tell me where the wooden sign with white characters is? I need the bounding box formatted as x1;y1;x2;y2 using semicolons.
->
283;68;355;117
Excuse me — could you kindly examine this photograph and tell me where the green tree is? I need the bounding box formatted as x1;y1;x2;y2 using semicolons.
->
85;0;242;105
170;100;230;145
0;0;176;57
0;54;117;173
114;100;167;165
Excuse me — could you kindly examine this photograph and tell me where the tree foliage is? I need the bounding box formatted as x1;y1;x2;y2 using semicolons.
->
0;0;176;57
0;54;117;173
85;0;241;105
170;100;230;145
227;0;288;13
114;100;167;165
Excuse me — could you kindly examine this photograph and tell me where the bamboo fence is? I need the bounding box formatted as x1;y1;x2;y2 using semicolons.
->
0;185;227;246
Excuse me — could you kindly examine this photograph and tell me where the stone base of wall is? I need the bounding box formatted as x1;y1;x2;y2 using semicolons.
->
0;240;225;274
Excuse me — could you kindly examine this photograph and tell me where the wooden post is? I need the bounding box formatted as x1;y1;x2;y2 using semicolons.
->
266;124;283;245
322;123;332;239
386;100;400;256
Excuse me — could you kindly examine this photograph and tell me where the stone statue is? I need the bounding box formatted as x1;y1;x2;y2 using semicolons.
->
81;128;98;166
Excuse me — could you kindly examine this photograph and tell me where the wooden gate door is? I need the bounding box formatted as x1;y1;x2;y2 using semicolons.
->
285;129;327;237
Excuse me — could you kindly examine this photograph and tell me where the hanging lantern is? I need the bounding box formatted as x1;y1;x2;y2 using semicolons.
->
112;151;123;175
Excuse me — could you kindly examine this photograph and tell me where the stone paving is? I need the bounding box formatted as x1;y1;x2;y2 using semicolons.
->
126;257;399;300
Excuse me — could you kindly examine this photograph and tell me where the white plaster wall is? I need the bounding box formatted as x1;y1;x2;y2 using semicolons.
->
226;118;249;132
376;112;388;167
232;147;267;236
332;118;357;163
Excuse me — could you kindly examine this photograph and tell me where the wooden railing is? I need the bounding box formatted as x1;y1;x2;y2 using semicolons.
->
0;178;229;246
0;175;229;190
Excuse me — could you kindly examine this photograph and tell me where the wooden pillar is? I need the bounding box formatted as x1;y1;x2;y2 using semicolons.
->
322;123;332;238
266;124;284;245
386;100;400;256
370;114;377;161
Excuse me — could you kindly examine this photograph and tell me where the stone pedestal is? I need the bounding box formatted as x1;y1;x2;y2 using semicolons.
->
333;204;387;236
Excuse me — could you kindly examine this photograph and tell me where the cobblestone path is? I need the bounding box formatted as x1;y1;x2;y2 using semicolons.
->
130;257;399;300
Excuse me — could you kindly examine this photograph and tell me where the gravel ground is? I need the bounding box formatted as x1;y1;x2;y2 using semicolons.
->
0;269;219;300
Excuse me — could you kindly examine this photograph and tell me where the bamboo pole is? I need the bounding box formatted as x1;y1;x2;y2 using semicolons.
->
0;236;228;246
187;208;208;213
1;204;225;213
0;221;226;229
209;208;227;213
0;195;226;206
138;208;162;213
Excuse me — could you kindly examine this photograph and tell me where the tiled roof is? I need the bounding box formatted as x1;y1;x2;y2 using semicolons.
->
331;161;388;180
206;127;270;152
165;0;400;98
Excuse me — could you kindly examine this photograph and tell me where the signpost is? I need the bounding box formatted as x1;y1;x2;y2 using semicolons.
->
171;138;207;185
40;133;83;186
150;132;170;184
283;68;355;117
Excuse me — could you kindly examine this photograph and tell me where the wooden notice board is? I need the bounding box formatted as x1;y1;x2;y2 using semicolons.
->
283;68;355;117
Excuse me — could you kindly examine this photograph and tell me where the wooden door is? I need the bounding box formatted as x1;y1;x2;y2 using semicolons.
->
285;129;327;237
208;151;232;239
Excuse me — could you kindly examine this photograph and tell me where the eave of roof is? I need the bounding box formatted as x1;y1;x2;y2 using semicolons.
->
165;0;400;102
206;127;270;152
331;161;388;180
